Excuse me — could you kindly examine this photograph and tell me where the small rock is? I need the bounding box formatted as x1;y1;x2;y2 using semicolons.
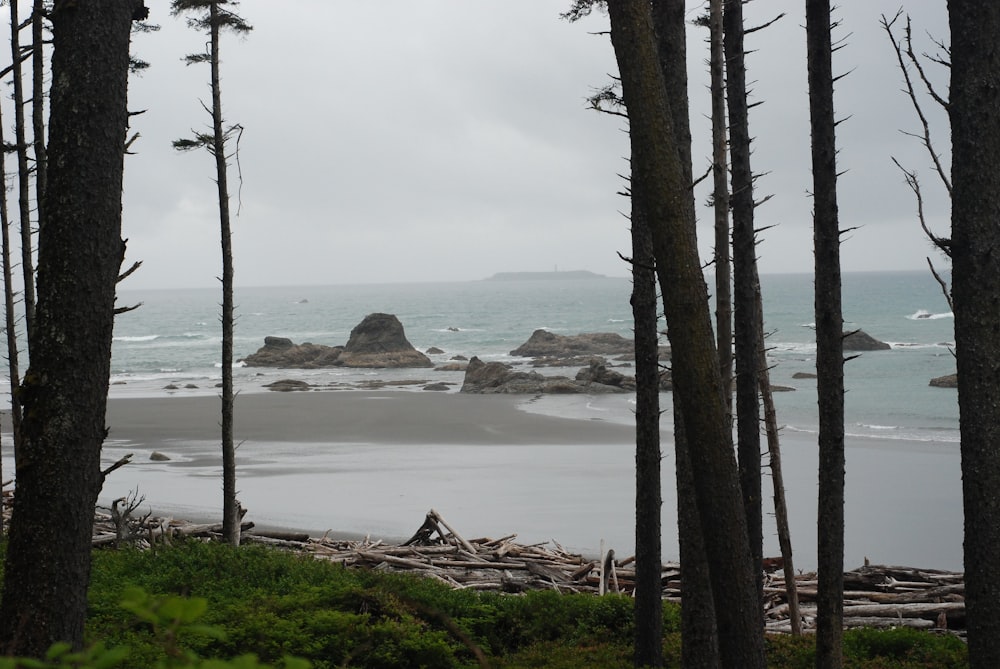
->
263;379;312;392
423;382;451;391
426;347;445;355
149;451;170;462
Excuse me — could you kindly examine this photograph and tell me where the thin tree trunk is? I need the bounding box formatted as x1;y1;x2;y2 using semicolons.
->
0;84;19;536
710;0;732;417
724;0;764;606
949;2;1000;666
9;0;36;340
630;198;662;669
806;1;846;665
209;1;240;547
756;277;801;636
606;1;766;665
0;0;136;655
32;0;48;252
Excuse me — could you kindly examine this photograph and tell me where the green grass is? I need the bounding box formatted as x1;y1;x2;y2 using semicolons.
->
14;540;957;667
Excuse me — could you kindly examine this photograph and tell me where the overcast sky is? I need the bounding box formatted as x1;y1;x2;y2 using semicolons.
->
43;1;959;289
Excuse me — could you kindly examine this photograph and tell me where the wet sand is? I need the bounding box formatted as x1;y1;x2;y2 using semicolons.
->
12;389;962;570
105;390;636;451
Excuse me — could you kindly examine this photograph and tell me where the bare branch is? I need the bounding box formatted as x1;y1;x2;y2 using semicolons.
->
927;256;954;313
881;12;952;196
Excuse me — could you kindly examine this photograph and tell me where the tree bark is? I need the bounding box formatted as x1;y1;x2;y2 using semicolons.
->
0;0;137;655
651;3;721;666
806;1;846;666
606;1;766;666
949;2;1000;666
724;0;764;606
630;198;662;669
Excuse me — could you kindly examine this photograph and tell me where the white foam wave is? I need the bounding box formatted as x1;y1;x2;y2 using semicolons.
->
115;335;159;342
907;309;954;321
887;341;954;350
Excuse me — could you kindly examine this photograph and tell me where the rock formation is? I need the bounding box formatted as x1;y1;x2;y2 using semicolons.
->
241;313;432;369
509;329;635;358
842;330;891;351
338;313;433;368
460;356;633;394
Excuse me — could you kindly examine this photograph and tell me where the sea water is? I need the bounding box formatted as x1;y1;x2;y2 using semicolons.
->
107;270;959;446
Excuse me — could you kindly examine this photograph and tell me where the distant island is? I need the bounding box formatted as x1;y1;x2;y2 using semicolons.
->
483;270;608;281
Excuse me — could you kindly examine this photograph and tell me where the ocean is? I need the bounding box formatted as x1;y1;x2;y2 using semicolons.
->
4;270;966;570
109;270;959;446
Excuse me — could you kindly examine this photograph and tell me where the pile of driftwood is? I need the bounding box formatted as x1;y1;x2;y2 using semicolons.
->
85;504;966;637
766;563;965;635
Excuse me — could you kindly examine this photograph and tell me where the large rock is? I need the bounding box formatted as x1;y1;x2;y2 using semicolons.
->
460;356;631;394
842;330;891;351
510;330;635;358
241;313;432;369
241;340;345;368
929;373;958;388
338;313;433;368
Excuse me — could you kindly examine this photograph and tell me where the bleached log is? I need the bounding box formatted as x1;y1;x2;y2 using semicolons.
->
842;602;964;618
842;616;936;630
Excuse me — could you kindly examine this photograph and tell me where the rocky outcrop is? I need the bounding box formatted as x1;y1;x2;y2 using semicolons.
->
338;313;433;368
843;330;891;351
242;337;345;368
241;314;432;369
510;330;634;358
929;373;958;388
574;359;636;391
460;356;632;394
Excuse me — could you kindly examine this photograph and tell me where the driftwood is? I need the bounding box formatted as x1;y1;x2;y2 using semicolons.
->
1;494;966;637
766;563;966;636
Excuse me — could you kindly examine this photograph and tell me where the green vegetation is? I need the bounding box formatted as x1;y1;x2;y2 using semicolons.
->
0;541;967;667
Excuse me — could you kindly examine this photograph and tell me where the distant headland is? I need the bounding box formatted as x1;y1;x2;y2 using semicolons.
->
482;270;608;281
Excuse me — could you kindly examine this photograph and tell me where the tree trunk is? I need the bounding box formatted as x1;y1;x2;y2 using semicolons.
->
724;0;763;605
9;0;36;341
606;1;766;666
949;3;1000;666
208;1;241;547
757;277;801;636
32;0;49;259
0;0;137;655
651;3;721;666
630;197;662;669
672;401;720;669
709;0;732;417
806;1;846;666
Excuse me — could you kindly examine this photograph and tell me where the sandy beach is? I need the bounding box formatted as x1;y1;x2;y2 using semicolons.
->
1;388;961;570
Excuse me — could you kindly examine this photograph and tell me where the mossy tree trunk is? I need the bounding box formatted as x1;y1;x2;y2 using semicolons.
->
0;0;140;656
949;2;1000;666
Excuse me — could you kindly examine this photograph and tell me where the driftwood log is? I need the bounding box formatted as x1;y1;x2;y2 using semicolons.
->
24;499;964;637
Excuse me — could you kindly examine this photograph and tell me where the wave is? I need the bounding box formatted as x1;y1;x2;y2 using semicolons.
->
907;309;954;321
114;332;210;343
782;422;959;444
887;341;955;350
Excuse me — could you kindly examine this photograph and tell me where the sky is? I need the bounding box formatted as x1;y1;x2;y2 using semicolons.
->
17;1;956;289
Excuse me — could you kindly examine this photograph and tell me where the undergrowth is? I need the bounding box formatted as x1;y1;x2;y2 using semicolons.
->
0;540;970;667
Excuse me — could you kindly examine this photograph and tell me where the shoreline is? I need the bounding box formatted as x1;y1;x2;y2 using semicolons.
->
1;388;966;571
